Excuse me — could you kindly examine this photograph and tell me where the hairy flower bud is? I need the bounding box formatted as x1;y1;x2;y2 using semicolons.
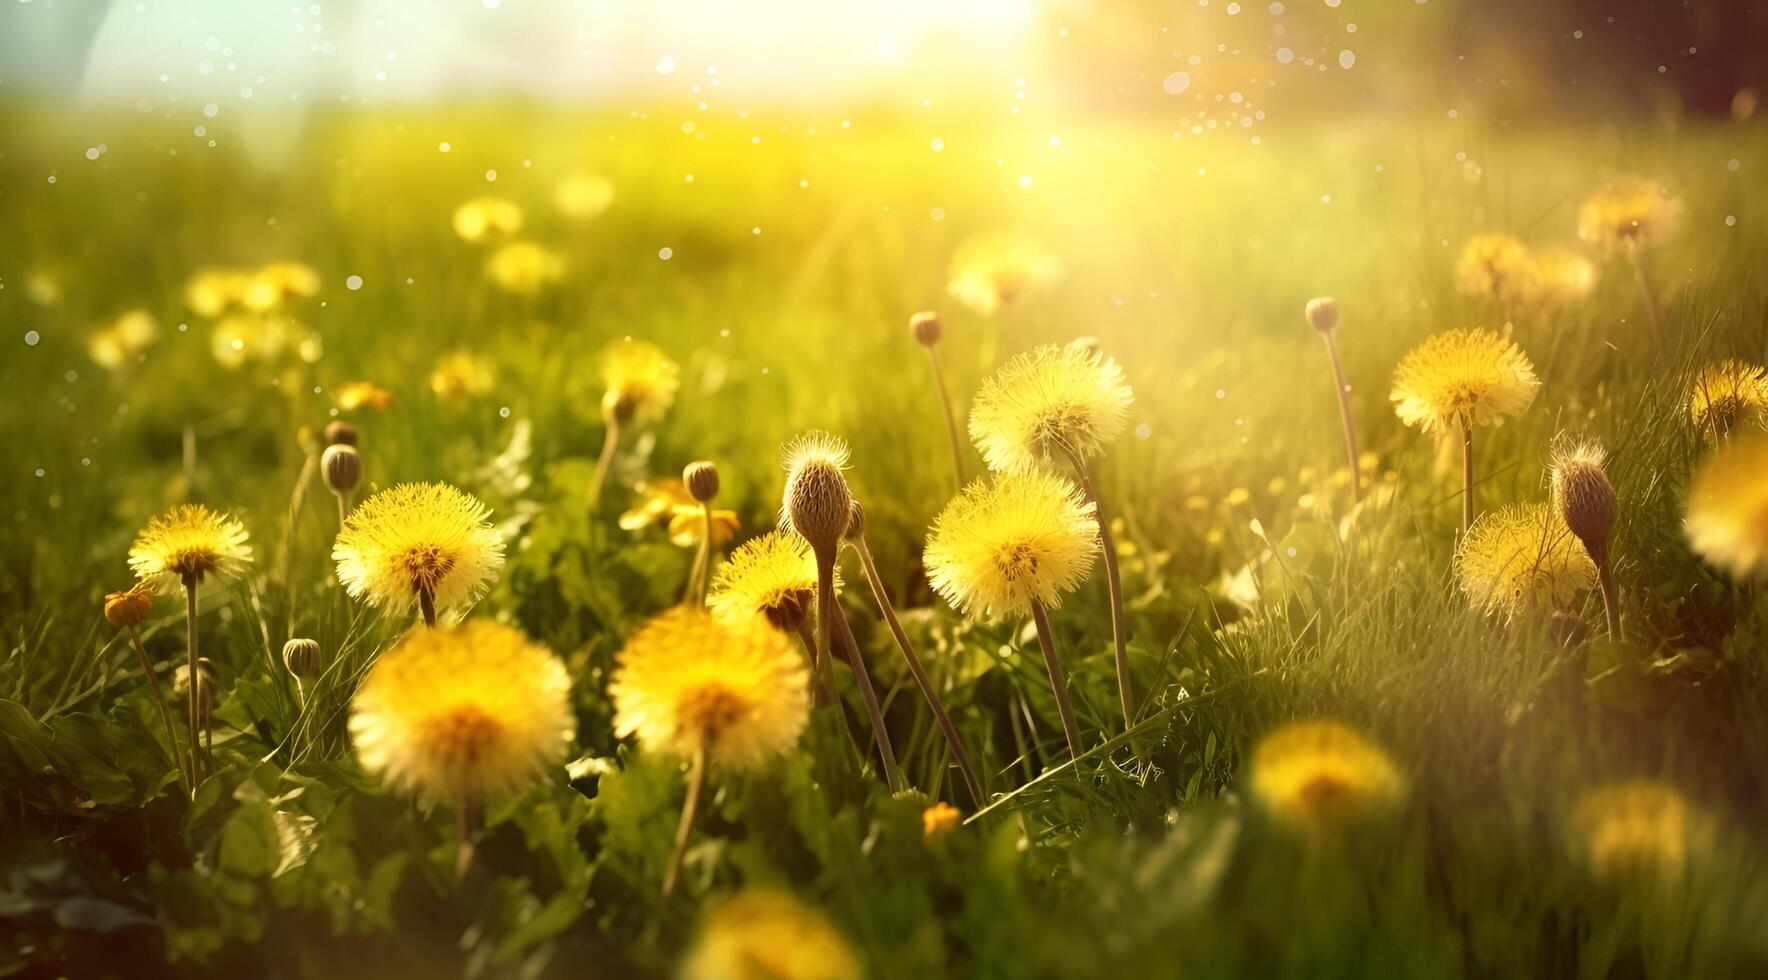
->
1552;442;1617;560
843;498;867;543
282;638;322;679
1305;296;1340;332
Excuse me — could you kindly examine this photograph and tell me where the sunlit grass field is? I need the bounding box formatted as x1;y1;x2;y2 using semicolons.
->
4;103;1768;977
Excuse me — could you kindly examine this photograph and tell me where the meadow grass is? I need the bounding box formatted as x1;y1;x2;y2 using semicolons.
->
2;102;1766;976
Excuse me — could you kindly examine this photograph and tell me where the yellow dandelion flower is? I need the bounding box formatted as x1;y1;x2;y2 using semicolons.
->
968;343;1134;474
922;801;961;838
1390;328;1540;436
1454;234;1538;305
1687;359;1768;441
87;309;159;370
335;380;395;412
1250;720;1405;829
946;232;1063;316
682;888;862;980
1685;434;1768;578
428;351;497;402
333;482;506;620
484;240;564;294
600;338;679;423
1530;247;1599;305
1455;503;1597;622
709;531;840;634
1578;176;1682;251
129;504;253;591
924;470;1100;621
619;480;739;547
185;266;249;318
241;261;320;311
452;196;524;243
554;171;615;220
779;431;853;549
350;620;574;802
1571;781;1694;883
609;607;809;770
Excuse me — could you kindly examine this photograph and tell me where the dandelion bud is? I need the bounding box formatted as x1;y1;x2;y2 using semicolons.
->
103;588;152;628
324;420;359;446
909;310;942;347
323;444;362;497
1305;296;1339;332
684;460;720;503
781;432;852;555
282;638;322;679
843;498;867;543
1552;442;1617;559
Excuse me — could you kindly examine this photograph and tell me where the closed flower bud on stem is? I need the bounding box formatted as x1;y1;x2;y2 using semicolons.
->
1306;296;1339;332
323;444;363;516
684;460;720;503
104;587;153;628
283;637;322;704
909;310;942;347
1552;439;1622;640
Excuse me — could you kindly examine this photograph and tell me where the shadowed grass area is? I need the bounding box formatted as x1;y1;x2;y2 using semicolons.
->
2;102;1767;976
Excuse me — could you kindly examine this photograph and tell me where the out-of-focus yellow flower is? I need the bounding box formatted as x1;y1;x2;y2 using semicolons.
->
333;482;507;619
1687;359;1768;442
968;342;1134;474
241;261;320;312
185;266;249;318
924;470;1100;621
600;338;680;423
1685;434;1768;579
619;479;738;548
682;888;862;980
1224;487;1251;508
922;801;961;838
1455;503;1597;622
1250;720;1405;830
87;309;159;370
610;607;809;770
129;504;254;591
1454;234;1537;306
554;171;615;220
1391;328;1540;436
452;197;524;243
211;314;301;369
335;380;395;412
429;351;497;402
1571;781;1695;883
946;232;1063;316
1530;247;1599;305
484;240;563;294
350;620;574;802
1578;176;1682;252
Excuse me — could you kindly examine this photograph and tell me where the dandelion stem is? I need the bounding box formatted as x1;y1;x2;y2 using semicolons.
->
1058;446;1133;734
1592;544;1622;642
794;619;840;710
663;743;707;899
588;412;621;512
831;601;903;792
336;490;350;527
853;535;984;809
925;347;965;494
1461;424;1475;537
1321;331;1361;506
1628;244;1664;342
128;625;192;799
1028;598;1082;761
418;587;437;629
685;502;713;607
456;793;478;881
285;450;317;635
182;577;205;783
